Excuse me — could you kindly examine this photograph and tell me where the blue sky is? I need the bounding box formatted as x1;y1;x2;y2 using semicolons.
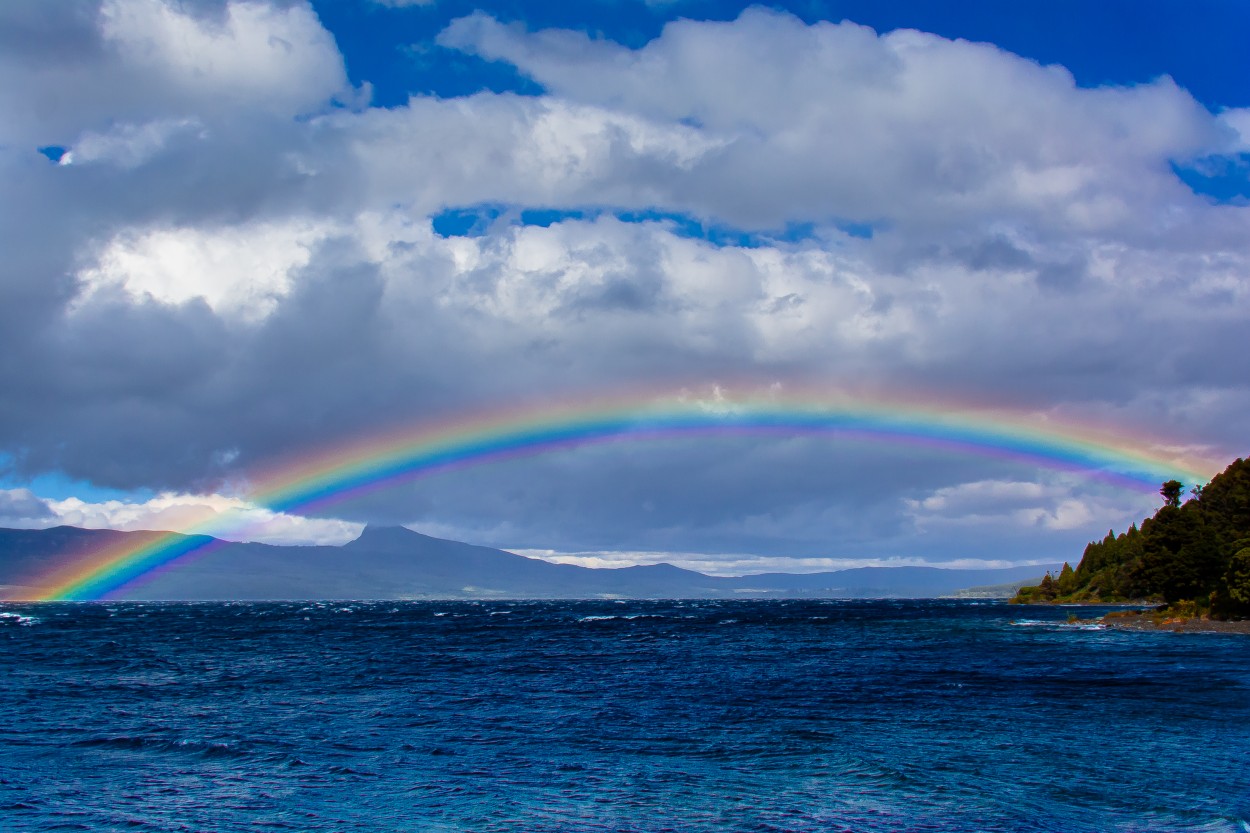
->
0;0;1247;574
314;0;1250;109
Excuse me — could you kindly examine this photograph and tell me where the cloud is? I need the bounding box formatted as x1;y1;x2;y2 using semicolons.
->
436;9;1226;237
98;0;342;105
58;118;206;169
0;488;56;527
510;547;1055;576
0;3;1247;567
25;491;362;545
74;218;338;320
0;0;351;147
905;478;1157;533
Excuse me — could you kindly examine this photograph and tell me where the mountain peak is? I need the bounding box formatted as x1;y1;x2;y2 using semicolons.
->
349;524;425;546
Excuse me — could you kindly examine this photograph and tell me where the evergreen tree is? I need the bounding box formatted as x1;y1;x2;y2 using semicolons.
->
1212;548;1250;618
1038;571;1057;600
1136;505;1219;602
1224;547;1250;608
1056;562;1076;596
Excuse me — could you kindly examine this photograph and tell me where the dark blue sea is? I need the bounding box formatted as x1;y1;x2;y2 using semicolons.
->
2;600;1248;833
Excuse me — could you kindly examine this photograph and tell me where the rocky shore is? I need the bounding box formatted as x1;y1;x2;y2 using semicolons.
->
1098;610;1250;634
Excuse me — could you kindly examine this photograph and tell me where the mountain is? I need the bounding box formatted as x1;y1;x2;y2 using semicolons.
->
0;525;1059;601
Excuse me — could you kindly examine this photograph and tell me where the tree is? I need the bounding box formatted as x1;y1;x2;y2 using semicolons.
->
1136;505;1218;602
1213;546;1250;619
1038;571;1057;600
1192;458;1250;550
1225;548;1250;606
1056;562;1077;596
1160;479;1184;508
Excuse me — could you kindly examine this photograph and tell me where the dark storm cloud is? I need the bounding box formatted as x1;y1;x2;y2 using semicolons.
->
0;1;102;65
954;235;1035;273
5;239;416;490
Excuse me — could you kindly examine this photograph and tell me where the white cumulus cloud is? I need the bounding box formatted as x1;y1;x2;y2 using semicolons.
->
75;219;339;320
905;478;1157;533
436;9;1226;237
0;0;351;146
44;492;362;546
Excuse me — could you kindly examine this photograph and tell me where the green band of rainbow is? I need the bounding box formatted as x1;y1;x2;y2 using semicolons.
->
31;390;1224;601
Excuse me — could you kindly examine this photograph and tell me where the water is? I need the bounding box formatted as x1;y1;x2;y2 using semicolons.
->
2;599;1247;832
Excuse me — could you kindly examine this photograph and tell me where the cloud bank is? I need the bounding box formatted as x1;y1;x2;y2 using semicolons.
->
2;1;1246;567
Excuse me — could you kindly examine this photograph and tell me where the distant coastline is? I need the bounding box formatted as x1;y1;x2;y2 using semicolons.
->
0;525;1061;602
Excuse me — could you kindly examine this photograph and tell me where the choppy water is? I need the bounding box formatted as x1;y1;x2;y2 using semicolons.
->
1;599;1248;832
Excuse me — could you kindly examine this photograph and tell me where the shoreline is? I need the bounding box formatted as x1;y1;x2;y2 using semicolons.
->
1014;600;1250;633
1098;611;1250;634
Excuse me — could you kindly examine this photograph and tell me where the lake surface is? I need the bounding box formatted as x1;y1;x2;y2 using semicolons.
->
2;599;1248;832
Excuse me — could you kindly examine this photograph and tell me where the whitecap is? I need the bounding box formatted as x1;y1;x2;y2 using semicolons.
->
1010;618;1105;631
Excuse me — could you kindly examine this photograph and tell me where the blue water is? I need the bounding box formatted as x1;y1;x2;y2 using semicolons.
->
1;600;1247;832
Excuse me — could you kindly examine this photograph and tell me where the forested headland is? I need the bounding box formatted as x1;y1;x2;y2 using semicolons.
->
1014;457;1250;619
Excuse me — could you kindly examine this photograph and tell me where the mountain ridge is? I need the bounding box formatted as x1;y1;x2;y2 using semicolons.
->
0;524;1059;601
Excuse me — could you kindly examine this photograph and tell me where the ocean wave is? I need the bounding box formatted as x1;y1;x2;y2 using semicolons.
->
1010;618;1106;631
578;614;666;622
71;735;250;758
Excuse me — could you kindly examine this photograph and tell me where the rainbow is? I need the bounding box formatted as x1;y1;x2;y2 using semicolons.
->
29;386;1224;601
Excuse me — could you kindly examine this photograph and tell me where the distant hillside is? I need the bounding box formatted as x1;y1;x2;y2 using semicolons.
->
0;524;1057;601
1014;456;1250;618
943;579;1036;600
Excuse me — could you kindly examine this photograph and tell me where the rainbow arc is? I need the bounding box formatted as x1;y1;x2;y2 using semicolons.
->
29;388;1223;600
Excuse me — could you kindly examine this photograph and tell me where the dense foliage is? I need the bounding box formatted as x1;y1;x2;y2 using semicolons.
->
1014;457;1250;618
